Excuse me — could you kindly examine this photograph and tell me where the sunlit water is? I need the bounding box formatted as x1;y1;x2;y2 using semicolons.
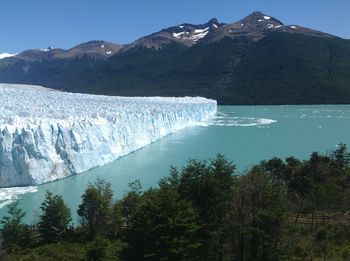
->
1;105;350;224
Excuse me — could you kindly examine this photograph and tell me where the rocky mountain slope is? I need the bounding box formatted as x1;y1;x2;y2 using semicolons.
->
1;11;349;104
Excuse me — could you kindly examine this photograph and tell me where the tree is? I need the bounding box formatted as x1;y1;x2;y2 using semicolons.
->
77;178;113;239
38;191;72;243
177;154;236;260
124;186;202;260
231;167;287;261
0;200;31;251
86;236;116;261
332;143;350;168
260;157;286;183
118;180;142;224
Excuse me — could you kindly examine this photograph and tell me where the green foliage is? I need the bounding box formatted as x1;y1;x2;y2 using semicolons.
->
231;167;287;261
77;178;113;239
86;236;121;261
123;186;202;260
2;147;350;260
38;191;72;243
177;154;236;260
118;180;142;224
332;143;350;168
2;242;87;261
0;200;31;252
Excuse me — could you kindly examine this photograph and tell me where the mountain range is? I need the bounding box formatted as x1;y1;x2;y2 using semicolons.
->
1;11;350;105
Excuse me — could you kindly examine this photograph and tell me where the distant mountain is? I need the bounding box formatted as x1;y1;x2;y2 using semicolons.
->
3;40;122;62
59;40;123;59
1;11;350;104
121;18;223;51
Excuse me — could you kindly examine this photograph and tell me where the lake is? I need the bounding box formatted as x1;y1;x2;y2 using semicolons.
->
1;105;350;224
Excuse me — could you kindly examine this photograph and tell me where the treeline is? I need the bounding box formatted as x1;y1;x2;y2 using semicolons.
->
1;145;350;260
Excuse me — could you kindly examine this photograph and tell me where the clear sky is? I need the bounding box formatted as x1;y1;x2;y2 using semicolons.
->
1;0;349;53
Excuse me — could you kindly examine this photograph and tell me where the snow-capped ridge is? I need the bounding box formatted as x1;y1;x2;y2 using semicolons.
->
0;53;16;59
168;18;221;44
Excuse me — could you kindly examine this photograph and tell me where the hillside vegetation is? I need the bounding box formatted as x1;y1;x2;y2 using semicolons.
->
1;12;350;105
1;145;350;260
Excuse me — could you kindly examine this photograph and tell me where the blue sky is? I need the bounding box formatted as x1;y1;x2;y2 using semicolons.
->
1;0;349;53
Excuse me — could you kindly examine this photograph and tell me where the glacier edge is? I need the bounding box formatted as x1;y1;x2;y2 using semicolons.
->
0;83;217;187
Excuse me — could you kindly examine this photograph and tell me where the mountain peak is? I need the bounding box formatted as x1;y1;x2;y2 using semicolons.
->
207;18;219;24
251;11;266;16
238;11;283;29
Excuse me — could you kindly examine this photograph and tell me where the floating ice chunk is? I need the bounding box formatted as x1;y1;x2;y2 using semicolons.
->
201;115;277;127
0;186;38;208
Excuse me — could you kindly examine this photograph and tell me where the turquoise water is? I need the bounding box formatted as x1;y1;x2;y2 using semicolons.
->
1;105;350;224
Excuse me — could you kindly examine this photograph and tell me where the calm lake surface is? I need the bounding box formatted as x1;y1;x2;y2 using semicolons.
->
1;105;350;223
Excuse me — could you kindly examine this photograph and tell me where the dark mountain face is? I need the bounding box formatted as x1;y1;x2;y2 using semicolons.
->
15;47;66;62
3;40;123;63
59;40;123;59
202;11;333;44
0;12;350;105
0;40;123;84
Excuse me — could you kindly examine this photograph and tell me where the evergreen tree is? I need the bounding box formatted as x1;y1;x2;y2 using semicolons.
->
177;154;236;260
332;143;350;168
124;186;202;260
38;191;72;243
118;180;142;225
0;200;31;252
78;178;113;239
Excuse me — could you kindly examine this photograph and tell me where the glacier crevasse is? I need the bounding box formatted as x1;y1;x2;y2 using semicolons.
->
0;83;217;187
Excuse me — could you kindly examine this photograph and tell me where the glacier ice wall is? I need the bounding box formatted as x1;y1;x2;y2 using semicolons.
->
0;83;217;187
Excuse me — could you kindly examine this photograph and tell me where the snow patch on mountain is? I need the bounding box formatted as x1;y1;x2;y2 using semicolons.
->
172;26;210;43
0;53;16;59
192;27;210;42
173;32;185;38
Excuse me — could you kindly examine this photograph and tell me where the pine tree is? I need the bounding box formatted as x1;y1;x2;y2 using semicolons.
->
78;178;113;239
0;200;31;251
38;191;72;243
124;186;202;260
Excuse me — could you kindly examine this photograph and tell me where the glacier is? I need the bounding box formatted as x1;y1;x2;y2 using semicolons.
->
0;83;217;187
